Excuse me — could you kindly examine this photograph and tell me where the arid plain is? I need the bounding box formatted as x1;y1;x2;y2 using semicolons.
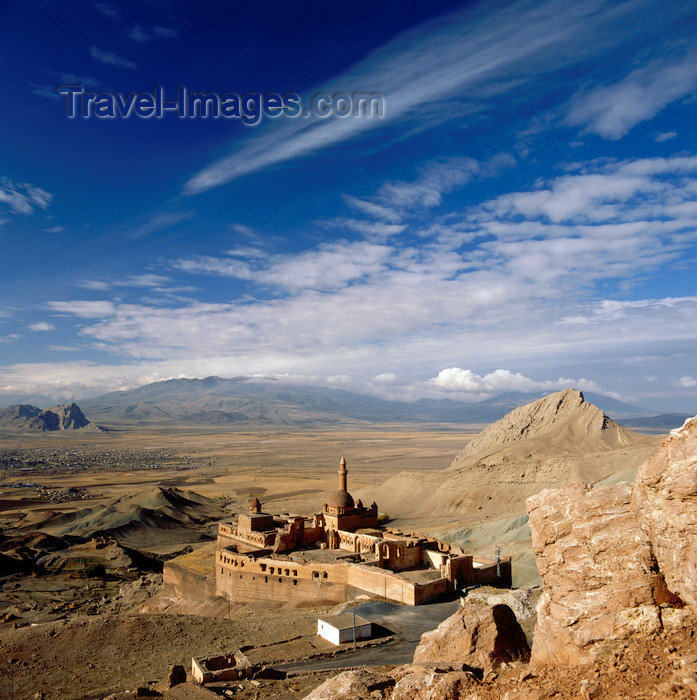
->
0;394;675;698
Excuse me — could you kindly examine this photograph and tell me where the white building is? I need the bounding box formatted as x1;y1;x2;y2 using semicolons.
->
317;613;372;645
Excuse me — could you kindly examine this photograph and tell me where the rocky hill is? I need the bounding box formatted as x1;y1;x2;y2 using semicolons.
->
367;389;655;522
452;388;638;463
29;486;228;553
0;402;104;432
363;390;661;586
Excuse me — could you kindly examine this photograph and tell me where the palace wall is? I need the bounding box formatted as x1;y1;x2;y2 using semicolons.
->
216;548;353;605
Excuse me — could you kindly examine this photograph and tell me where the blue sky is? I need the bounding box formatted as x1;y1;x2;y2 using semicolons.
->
1;0;696;412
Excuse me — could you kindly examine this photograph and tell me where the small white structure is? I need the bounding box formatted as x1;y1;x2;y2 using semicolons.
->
317;612;372;645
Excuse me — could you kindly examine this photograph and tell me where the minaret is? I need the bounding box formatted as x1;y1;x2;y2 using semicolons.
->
339;456;347;491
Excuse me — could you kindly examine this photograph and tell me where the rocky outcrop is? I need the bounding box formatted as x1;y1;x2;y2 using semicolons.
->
391;665;480;699
632;416;697;609
302;664;481;700
302;667;395;699
0;402;104;432
527;482;663;666
413;602;529;672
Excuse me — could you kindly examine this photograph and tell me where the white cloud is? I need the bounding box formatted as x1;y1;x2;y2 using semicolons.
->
372;373;398;385
28;322;55;332
90;46;136;70
342;195;401;223
174;241;393;292
428;367;605;397
116;274;173;288
679;376;697;388
5;153;697;407
655;131;678;143
48;301;116;318
0;179;52;215
78;280;111;291
566;52;697;139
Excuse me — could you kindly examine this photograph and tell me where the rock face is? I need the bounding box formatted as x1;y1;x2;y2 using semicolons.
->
527;482;663;666
632;415;697;609
413;602;529;672
0;402;103;432
454;389;638;463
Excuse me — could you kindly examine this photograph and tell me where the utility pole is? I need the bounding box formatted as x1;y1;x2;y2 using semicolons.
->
352;606;357;651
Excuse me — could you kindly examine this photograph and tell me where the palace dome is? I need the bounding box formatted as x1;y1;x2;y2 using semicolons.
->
327;489;354;510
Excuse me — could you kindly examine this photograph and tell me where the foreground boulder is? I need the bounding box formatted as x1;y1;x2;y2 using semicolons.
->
391;664;480;699
303;664;480;700
632;416;697;609
303;668;395;699
527;482;662;666
413;602;529;672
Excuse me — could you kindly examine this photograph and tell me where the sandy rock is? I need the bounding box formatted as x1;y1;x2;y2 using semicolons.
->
632;415;697;608
391;665;479;700
527;482;662;666
413;602;529;672
302;667;395;699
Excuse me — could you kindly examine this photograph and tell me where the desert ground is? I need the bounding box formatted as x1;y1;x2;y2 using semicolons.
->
0;424;483;699
0;424;477;514
0;412;670;699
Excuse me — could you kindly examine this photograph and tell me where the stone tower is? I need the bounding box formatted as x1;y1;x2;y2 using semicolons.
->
339;455;347;491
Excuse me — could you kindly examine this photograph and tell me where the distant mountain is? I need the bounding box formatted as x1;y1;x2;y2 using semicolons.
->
367;389;659;527
72;376;654;428
452;388;639;466
0;403;104;432
622;414;694;430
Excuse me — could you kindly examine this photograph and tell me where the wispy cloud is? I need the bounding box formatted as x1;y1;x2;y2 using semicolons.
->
126;211;193;238
95;3;120;22
0;178;52;215
566;51;697;139
129;25;178;43
90;46;136;70
28;322;55;332
48;301;116;318
183;0;691;194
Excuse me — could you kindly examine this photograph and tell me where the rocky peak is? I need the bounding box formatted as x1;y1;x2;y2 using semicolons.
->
0;402;103;432
453;388;637;463
41;403;91;430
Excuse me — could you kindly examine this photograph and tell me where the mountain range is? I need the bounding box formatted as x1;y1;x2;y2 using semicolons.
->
77;376;659;427
1;376;691;431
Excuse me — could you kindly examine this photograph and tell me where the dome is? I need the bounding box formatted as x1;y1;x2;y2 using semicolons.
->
327;489;355;510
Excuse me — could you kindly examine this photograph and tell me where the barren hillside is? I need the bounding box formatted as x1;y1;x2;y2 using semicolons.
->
363;390;662;585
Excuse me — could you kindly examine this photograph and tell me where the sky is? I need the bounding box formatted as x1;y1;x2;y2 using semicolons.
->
1;0;696;412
